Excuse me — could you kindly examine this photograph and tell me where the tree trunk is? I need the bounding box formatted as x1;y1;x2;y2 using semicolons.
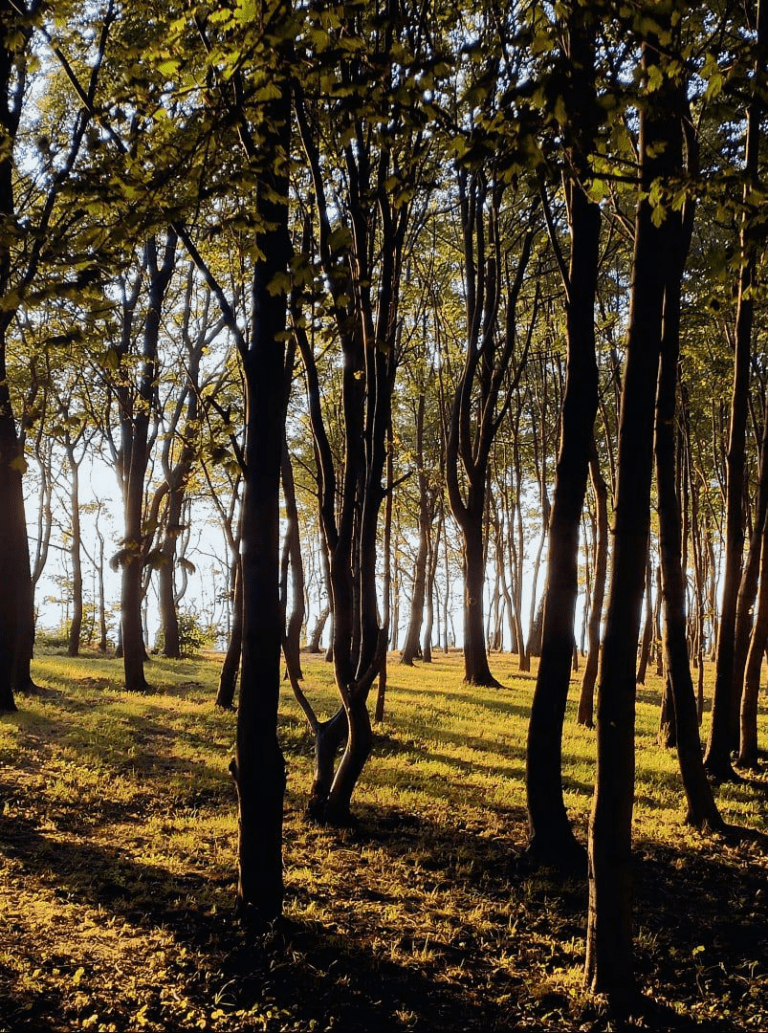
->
739;515;768;768
216;557;243;709
586;31;680;1001
739;396;768;766
307;605;329;653
705;0;765;780
462;500;500;687
578;444;608;728
231;64;291;921
281;435;305;681
157;487;183;659
526;17;601;864
636;551;653;684
66;446;83;657
401;394;428;666
655;242;723;828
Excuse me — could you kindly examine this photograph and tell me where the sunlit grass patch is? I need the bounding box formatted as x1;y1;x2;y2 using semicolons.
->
0;647;767;1031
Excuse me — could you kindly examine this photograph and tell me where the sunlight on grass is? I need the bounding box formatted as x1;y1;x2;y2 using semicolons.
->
0;648;766;1031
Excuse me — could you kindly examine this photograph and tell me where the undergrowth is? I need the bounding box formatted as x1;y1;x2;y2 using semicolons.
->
0;651;767;1031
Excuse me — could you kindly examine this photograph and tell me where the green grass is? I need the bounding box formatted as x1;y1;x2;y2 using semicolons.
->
0;650;767;1031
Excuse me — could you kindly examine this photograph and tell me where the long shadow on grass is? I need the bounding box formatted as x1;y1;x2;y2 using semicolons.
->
371;727;597;802
0;813;541;1033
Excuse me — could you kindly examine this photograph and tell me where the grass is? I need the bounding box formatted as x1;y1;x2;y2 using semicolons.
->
1;650;767;1031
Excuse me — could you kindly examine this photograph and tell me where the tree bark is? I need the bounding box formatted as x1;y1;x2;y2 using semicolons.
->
231;65;291;920
578;444;608;727
526;3;601;865
586;29;680;1002
654;182;723;829
401;393;429;666
216;557;243;709
705;0;765;780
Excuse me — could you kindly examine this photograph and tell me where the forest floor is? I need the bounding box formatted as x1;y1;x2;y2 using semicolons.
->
1;650;767;1032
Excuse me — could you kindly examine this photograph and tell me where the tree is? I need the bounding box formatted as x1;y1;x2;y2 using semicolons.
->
525;0;602;870
444;167;540;686
586;5;686;1002
704;0;766;781
0;0;112;710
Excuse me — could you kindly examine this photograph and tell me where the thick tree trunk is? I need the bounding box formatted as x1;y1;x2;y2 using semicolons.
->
586;34;679;1001
231;71;291;921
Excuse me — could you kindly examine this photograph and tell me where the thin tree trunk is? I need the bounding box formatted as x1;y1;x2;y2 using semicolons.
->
526;10;601;864
216;557;243;709
705;0;765;780
578;443;608;728
654;205;723;829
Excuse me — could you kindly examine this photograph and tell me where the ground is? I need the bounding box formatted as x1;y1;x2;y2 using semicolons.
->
1;651;767;1031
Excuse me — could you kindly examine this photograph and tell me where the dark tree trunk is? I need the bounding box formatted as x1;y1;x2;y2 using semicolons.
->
578;444;608;728
739;394;768;766
586;30;681;1002
705;0;765;780
120;232;177;692
658;678;677;747
462;498;500;687
0;381;23;712
281;435;305;682
157;487;183;659
376;419;394;722
526;6;601;863
231;70;291;921
216;557;243;709
655;224;723;828
67;446;83;657
636;551;653;684
739;514;768;767
401;394;429;666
